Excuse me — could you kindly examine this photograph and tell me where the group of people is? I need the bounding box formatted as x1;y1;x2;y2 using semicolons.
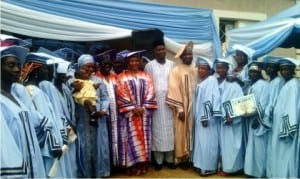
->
1;35;299;178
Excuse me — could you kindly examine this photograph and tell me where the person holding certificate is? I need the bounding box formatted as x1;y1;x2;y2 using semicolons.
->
215;58;245;176
244;61;269;178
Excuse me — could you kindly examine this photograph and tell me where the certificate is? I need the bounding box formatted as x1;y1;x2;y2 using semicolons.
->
223;94;258;118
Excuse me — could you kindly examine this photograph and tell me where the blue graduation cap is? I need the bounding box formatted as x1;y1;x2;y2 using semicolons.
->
116;50;130;61
25;52;49;65
0;45;29;66
262;56;283;64
248;61;264;71
279;57;300;67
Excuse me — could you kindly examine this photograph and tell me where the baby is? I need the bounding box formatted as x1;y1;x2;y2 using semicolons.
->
73;67;99;127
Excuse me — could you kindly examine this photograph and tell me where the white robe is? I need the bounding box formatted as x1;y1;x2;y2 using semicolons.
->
145;59;175;151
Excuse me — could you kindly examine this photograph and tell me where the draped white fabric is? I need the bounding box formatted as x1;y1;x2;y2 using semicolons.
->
0;0;220;59
227;4;300;58
1;2;132;41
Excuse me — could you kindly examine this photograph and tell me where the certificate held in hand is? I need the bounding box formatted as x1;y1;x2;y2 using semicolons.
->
223;94;258;118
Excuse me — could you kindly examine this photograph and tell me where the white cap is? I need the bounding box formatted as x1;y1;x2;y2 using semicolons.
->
57;61;71;74
232;44;255;59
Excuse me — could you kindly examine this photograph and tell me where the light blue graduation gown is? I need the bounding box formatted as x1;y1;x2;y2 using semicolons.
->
61;83;78;177
0;94;46;178
263;76;285;177
244;79;269;177
39;80;76;178
20;84;67;177
219;80;244;173
270;78;300;178
76;75;110;177
192;76;222;171
0;113;28;178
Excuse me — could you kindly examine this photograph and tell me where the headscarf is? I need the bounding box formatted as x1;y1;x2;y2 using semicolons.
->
77;54;94;69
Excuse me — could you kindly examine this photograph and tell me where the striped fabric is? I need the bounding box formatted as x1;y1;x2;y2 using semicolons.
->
116;71;157;167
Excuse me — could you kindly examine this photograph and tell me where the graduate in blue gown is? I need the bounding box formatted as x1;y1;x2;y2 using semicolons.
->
28;53;75;177
73;54;111;177
0;46;46;178
0;112;28;177
20;52;68;177
269;58;300;178
192;56;222;176
243;62;269;177
261;56;285;177
215;58;244;175
54;60;78;178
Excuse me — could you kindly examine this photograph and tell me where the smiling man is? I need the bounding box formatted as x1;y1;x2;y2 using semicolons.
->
166;41;198;169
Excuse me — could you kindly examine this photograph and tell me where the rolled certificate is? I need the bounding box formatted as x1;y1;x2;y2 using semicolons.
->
48;145;69;177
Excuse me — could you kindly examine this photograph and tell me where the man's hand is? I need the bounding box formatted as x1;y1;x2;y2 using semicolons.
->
132;107;145;117
178;112;185;121
225;116;233;125
201;120;208;127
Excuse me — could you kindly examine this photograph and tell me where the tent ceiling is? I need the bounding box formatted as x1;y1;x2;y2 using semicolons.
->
227;4;300;58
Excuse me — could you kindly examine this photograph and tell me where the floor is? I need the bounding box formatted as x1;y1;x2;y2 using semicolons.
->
110;164;246;178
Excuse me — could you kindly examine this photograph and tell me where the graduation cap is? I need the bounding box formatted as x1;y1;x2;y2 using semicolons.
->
248;61;264;72
94;49;116;63
232;44;255;59
196;56;213;69
0;45;29;66
279;57;300;67
116;50;130;61
0;34;31;47
125;50;147;59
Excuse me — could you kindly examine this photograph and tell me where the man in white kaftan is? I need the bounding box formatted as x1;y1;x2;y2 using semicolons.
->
145;39;175;170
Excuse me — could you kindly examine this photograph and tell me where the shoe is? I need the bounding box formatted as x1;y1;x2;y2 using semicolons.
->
179;162;190;170
218;170;228;176
199;170;216;176
154;163;163;171
165;162;177;169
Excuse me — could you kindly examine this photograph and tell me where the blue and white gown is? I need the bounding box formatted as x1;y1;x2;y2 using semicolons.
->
19;84;67;177
219;80;245;173
0;112;28;178
0;93;46;178
269;78;300;178
244;79;269;177
192;75;222;172
263;76;285;177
